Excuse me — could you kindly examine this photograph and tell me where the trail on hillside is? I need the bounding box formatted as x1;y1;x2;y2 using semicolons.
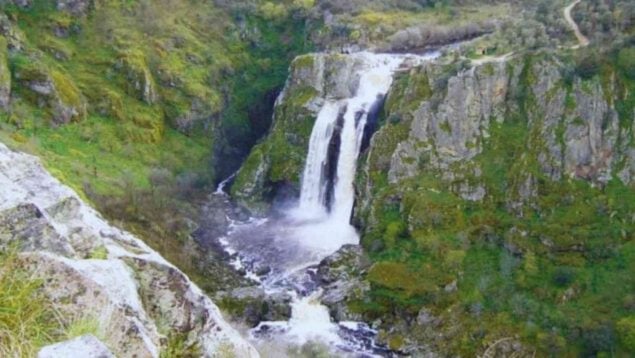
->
564;0;590;48
470;52;514;66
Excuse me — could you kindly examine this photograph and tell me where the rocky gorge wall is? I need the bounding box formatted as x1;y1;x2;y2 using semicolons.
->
0;142;258;357
351;52;635;355
358;53;634;230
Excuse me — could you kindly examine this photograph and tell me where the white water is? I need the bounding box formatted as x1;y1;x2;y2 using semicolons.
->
215;172;237;195
219;51;440;356
297;101;341;218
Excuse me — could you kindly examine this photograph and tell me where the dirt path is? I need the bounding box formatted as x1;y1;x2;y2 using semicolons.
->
469;52;514;66
564;0;590;48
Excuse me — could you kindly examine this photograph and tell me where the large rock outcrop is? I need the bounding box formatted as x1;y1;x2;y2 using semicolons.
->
356;53;634;228
231;53;369;211
383;58;626;186
0;143;259;357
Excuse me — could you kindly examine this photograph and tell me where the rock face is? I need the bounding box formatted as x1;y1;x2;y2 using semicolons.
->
357;54;634;227
0;143;259;357
56;0;92;16
383;57;628;187
14;61;87;124
115;50;157;105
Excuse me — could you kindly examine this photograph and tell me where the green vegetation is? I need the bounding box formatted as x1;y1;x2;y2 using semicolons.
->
0;249;60;356
0;249;110;356
62;316;101;341
231;81;318;207
352;48;635;356
160;332;202;358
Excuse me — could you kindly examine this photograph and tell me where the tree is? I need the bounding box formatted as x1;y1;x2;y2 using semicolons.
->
259;2;288;20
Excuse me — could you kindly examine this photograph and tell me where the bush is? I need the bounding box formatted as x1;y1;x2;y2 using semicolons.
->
617;317;635;352
581;323;616;355
552;266;575;287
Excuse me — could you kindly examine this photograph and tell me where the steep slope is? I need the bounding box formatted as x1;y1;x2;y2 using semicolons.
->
0;142;258;357
352;50;635;355
0;0;311;297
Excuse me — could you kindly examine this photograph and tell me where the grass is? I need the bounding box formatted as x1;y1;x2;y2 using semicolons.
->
62;316;101;341
0;249;61;357
0;114;212;198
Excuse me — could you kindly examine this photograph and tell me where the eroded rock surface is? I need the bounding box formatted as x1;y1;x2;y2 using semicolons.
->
0;143;258;357
38;335;114;358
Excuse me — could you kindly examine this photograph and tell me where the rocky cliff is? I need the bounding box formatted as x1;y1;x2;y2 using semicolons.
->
0;142;258;357
359;52;634;226
355;52;635;355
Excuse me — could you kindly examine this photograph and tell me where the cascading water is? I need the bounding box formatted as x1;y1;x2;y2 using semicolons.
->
297;54;409;227
215;51;439;356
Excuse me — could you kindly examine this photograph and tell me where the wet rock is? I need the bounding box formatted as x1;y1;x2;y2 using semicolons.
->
217;286;293;326
255;265;272;276
317;244;371;284
317;245;372;321
231;53;386;211
38;335;113;358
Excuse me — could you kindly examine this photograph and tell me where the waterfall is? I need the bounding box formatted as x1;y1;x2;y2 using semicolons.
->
297;53;417;228
218;51;440;356
297;101;342;217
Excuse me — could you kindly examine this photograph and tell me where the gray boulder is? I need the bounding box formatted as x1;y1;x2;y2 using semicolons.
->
38;335;113;358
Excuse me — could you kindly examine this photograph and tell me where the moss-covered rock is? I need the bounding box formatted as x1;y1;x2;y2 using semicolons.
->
13;54;86;123
115;49;157;105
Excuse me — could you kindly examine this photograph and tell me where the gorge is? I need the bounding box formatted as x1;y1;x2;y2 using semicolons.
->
0;0;634;356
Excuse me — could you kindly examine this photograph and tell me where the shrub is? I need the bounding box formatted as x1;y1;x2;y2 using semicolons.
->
160;332;201;358
617;47;635;79
581;322;616;356
617;317;635;352
575;51;601;79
